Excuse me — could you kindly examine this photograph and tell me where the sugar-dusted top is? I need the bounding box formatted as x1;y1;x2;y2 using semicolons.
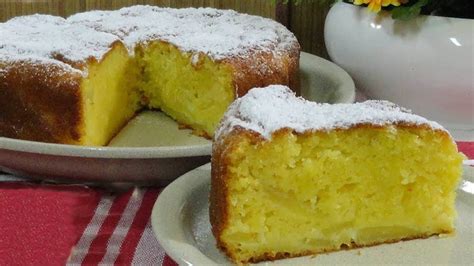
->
1;6;297;73
0;14;120;72
216;85;447;140
67;5;299;60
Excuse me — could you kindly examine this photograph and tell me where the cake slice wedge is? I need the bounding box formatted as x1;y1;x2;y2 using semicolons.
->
0;15;138;146
210;85;464;264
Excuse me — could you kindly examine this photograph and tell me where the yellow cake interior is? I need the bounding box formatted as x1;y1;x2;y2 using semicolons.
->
79;41;235;146
221;126;464;263
81;44;141;146
138;41;235;137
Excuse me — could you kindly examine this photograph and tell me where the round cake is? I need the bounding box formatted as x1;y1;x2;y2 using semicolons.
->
0;6;300;145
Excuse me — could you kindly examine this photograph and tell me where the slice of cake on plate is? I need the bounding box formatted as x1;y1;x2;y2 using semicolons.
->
210;85;464;264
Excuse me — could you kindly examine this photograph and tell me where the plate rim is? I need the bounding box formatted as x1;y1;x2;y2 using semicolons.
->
151;163;216;265
300;51;356;104
0;136;212;158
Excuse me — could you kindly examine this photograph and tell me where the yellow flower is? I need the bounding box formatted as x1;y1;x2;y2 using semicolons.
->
353;0;403;13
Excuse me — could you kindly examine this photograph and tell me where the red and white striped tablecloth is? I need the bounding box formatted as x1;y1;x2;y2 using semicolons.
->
0;184;176;266
0;142;472;265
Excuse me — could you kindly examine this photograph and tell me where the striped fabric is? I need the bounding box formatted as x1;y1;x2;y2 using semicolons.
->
66;188;175;266
0;182;177;265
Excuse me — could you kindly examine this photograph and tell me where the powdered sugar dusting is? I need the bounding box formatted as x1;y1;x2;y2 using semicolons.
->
67;5;298;60
1;6;297;74
0;54;82;75
216;85;447;140
0;14;120;73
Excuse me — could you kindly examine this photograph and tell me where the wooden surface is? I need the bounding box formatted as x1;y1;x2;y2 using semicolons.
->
0;0;329;57
290;1;331;58
0;0;276;20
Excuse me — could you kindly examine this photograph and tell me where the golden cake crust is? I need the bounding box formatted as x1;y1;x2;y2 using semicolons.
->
0;41;131;144
0;60;83;144
226;231;451;264
222;49;300;97
210;128;263;263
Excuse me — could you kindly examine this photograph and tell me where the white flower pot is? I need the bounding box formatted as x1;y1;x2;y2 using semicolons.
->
324;2;473;138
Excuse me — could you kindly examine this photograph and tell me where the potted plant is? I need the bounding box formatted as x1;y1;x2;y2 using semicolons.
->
321;0;473;138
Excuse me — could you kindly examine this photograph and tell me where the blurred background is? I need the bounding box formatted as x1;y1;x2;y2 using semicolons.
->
0;0;330;58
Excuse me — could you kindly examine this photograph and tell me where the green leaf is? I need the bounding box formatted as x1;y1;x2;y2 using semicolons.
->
391;7;421;20
271;0;338;5
391;0;430;20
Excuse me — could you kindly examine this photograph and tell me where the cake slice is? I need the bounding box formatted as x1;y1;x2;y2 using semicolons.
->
210;85;464;264
0;14;139;146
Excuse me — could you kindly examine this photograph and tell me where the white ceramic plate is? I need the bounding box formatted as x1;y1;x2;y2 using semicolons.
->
152;164;474;265
0;112;212;185
0;52;355;183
